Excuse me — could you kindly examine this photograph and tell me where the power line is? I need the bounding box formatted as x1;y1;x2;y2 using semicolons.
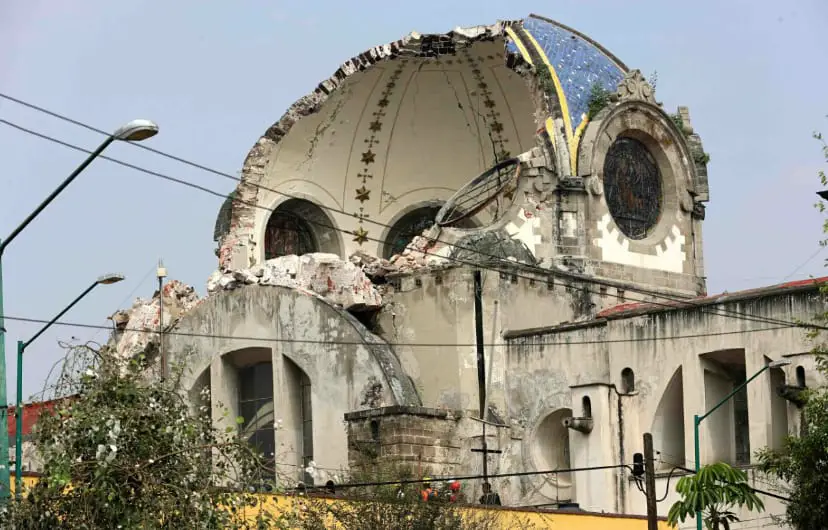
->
1;109;825;333
290;463;632;491
0;314;792;348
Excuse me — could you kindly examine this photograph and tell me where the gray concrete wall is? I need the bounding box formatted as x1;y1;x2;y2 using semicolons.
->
167;285;420;480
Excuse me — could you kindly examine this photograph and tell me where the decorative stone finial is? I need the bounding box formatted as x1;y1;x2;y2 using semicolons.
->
614;69;656;104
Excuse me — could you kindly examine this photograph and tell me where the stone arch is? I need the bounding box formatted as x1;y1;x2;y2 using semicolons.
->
651;366;685;470
168;285;421;474
531;407;573;487
581;101;697;248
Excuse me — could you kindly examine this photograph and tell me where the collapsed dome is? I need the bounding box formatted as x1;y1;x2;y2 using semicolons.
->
216;14;628;268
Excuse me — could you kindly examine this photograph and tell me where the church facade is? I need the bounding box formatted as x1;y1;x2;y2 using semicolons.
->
109;14;822;524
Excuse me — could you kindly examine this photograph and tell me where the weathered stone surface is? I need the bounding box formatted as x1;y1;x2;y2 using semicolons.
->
108;280;201;361
208;253;382;311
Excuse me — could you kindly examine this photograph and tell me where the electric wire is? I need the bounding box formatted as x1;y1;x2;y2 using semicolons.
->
0;314;794;348
0;112;817;332
287;463;633;491
1;117;824;336
0;94;824;332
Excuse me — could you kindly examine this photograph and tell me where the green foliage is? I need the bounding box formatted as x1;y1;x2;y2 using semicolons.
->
534;63;556;98
1;346;274;529
669;113;685;135
586;83;612;120
693;150;711;166
667;462;764;529
756;128;828;530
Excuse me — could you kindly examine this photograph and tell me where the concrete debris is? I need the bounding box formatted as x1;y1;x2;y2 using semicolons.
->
387;235;454;273
208;253;382;311
108;280;201;361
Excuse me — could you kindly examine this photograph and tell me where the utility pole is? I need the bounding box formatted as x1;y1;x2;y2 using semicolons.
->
157;259;167;378
469;270;502;486
643;432;658;530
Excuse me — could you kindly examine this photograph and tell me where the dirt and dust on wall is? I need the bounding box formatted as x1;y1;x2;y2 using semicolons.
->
104;236;453;362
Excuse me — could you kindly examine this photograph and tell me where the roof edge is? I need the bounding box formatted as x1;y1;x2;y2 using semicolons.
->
527;14;630;71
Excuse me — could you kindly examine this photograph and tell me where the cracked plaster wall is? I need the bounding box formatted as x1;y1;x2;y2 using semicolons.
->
165;285;420;475
499;287;826;513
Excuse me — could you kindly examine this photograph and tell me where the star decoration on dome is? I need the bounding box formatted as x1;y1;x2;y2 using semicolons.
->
352;227;369;244
361;151;376;164
355;186;371;202
369;121;382;132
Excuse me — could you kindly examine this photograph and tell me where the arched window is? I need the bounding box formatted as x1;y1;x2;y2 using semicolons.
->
370;420;380;441
265;210;316;259
239;362;275;466
603;137;663;240
383;207;441;259
621;367;636;393
582;396;592;418
796;366;806;387
383;205;476;259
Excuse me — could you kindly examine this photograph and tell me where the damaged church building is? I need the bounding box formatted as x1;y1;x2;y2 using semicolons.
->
101;14;823;520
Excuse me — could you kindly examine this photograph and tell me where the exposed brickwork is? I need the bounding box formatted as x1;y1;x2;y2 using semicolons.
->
345;406;463;475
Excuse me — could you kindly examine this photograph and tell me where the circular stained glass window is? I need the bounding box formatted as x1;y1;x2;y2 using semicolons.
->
603;137;662;240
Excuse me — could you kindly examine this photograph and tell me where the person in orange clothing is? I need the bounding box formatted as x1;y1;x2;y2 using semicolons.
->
420;477;437;502
448;480;462;503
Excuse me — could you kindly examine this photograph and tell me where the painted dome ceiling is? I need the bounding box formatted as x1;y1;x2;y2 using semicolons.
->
217;14;630;265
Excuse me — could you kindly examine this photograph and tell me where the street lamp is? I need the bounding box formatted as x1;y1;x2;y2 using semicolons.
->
692;358;791;530
14;274;124;497
0;119;157;499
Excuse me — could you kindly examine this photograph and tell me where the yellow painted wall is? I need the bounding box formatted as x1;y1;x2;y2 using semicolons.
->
12;477;670;529
239;494;672;529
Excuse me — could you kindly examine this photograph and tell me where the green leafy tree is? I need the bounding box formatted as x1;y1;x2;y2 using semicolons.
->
0;344;275;529
755;129;828;530
667;462;764;529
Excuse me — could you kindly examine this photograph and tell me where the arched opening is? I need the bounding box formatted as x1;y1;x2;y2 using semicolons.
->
621;367;635;393
796;365;806;387
533;408;572;485
264;198;341;260
769;366;788;449
370;420;380;441
382;205;475;259
284;357;314;485
581;396;592;418
265;211;316;259
651;366;685;470
239;362;276;467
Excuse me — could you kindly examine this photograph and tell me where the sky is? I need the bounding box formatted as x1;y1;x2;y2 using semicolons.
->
1;0;826;400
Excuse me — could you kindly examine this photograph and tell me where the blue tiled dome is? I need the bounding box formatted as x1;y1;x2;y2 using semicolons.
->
507;14;627;140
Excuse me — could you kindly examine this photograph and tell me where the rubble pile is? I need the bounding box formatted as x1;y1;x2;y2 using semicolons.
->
385;235;453;273
108;280;201;361
207;253;382;311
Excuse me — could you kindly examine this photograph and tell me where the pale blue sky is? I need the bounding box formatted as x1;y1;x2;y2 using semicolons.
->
1;0;826;400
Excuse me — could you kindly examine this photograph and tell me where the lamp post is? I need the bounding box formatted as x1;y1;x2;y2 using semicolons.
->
0;119;157;499
692;358;791;530
14;274;124;497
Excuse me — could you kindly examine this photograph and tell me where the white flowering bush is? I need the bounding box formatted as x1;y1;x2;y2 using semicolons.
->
0;347;276;529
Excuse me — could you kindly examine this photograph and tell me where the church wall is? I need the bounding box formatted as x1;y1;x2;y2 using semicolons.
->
167;285;421;482
376;267;603;413
504;284;824;517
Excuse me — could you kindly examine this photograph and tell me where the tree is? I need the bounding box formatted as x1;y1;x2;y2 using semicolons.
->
0;344;275;529
755;129;828;530
667;462;764;530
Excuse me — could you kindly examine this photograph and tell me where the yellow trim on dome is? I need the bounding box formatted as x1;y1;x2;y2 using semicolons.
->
504;26;532;64
544;117;557;148
522;29;574;152
570;115;590;174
